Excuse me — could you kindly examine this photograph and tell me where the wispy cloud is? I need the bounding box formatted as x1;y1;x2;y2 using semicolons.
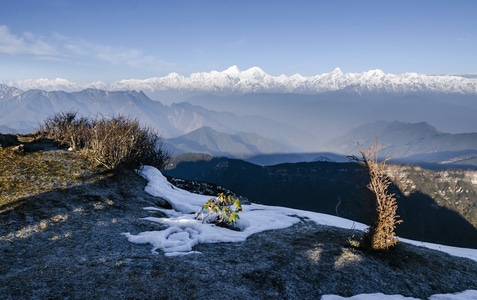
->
0;25;59;57
0;25;170;72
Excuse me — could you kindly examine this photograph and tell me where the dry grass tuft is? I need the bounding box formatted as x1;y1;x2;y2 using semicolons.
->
349;143;402;251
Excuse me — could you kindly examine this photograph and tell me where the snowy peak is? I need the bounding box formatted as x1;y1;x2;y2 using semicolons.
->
242;66;267;77
222;65;241;75
2;67;477;95
0;84;23;99
331;67;344;76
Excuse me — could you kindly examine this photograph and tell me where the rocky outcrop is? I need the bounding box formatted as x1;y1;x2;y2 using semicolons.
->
386;164;477;228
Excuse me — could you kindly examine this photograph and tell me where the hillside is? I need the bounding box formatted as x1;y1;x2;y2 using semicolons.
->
1;133;477;299
165;155;477;249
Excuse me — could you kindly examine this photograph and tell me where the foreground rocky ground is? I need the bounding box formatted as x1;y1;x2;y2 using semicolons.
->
1;134;477;299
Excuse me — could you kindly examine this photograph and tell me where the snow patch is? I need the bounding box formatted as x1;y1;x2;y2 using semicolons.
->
122;165;477;299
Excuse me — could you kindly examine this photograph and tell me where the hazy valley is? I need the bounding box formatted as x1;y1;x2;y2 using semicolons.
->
2;67;477;298
2;67;477;166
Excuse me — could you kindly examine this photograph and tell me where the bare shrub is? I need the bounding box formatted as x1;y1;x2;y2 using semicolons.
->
349;143;402;251
85;115;169;170
40;110;91;151
40;112;169;171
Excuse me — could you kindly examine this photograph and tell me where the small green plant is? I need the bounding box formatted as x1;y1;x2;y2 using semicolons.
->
195;193;242;229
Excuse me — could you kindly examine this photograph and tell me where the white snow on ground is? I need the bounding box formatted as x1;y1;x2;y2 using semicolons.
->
322;290;477;300
122;166;477;299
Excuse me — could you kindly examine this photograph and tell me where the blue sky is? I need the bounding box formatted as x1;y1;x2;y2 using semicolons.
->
0;0;476;82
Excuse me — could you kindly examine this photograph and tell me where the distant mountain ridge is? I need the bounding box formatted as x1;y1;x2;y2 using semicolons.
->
2;83;477;162
2;67;477;102
0;87;308;154
165;126;292;158
0;84;22;99
328;121;477;162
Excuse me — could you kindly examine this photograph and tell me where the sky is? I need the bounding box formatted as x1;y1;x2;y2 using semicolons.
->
122;165;477;299
0;0;476;82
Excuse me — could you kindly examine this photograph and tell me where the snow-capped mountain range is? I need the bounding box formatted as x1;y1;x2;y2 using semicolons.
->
2;66;477;97
2;66;477;161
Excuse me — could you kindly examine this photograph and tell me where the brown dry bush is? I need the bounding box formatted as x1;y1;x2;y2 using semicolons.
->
40;112;169;171
40;110;91;151
350;143;402;251
84;115;169;170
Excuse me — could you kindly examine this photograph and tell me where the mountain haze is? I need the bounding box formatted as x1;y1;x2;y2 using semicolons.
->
2;67;477;161
165;126;292;158
186;92;477;142
329;121;477;154
0;88;303;149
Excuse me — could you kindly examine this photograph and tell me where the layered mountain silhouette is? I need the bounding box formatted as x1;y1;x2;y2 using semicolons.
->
164;126;292;158
1;82;477;165
327;120;477;167
0;86;307;151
